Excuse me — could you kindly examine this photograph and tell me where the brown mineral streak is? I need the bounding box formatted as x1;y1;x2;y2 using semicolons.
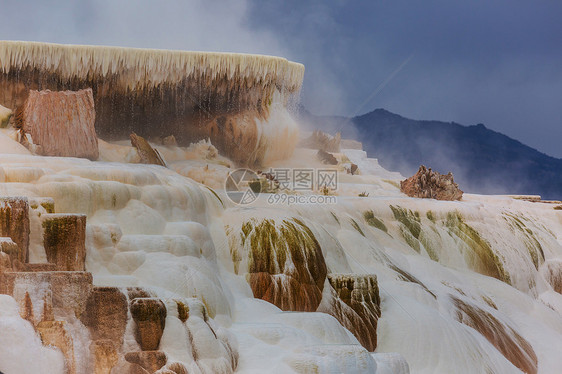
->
452;296;538;374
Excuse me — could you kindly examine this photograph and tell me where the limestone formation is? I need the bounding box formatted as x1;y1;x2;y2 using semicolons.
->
130;133;167;167
542;260;562;294
0;41;304;165
127;287;155;300
233;218;327;312
37;320;76;374
50;271;93;318
0;197;30;263
15;88;99;160
0;104;12;128
400;165;463;201
81;287;128;344
110;361;150;374
13;262;57;272
124;351;167;373
91;340;119;374
0;250;11;272
42;214;86;271
318;274;381;352
0;272;51;324
0;271;93;324
129;298;167;351
163;362;189;374
0;238;19;266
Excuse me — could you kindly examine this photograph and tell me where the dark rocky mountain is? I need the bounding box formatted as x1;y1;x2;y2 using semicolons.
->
298;107;562;200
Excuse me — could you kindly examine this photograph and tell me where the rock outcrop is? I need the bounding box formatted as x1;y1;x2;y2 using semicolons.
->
400;165;463;201
80;287;128;344
42;214;87;271
0;238;20;267
0;251;11;272
129;298;167;351
15;88;99;160
130;133;167;167
0;197;30;263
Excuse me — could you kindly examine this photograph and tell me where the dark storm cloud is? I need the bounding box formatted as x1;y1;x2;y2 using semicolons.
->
247;0;562;158
1;0;560;157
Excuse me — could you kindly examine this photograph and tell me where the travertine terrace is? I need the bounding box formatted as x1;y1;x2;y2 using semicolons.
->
0;41;304;165
1;40;562;374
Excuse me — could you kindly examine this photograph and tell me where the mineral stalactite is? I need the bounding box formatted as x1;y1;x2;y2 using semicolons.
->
0;40;304;166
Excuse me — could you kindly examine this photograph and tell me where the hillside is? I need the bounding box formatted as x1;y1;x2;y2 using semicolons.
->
299;107;562;199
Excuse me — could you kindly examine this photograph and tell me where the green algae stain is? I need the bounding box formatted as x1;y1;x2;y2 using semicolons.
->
205;186;224;208
350;218;365;237
446;211;510;284
420;232;439;261
175;300;189;322
41;201;55;214
426;210;436;222
239;218;324;283
363;211;387;233
503;212;545;270
390;205;428;255
400;226;420;253
390;205;421;240
330;211;340;225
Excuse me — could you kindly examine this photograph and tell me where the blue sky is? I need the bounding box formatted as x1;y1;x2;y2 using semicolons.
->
1;0;561;157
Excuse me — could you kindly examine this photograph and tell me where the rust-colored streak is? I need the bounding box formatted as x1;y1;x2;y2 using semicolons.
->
452;296;538;374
